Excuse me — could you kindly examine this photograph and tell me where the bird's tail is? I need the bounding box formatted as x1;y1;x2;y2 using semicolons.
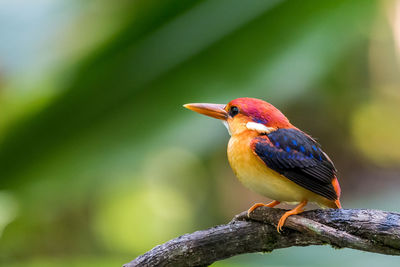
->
332;177;342;209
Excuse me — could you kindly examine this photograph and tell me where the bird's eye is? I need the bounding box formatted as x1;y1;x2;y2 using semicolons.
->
229;106;239;117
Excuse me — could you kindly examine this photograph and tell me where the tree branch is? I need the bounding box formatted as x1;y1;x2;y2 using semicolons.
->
123;208;400;267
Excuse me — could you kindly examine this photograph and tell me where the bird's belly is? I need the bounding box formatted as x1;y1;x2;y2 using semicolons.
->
227;135;317;203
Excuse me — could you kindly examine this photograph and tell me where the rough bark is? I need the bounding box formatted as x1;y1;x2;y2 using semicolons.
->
123;208;400;267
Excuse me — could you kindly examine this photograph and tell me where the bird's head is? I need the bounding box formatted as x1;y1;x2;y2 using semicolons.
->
184;97;292;135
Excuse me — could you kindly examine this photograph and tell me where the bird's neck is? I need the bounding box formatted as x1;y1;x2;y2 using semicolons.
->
228;130;259;156
231;130;259;140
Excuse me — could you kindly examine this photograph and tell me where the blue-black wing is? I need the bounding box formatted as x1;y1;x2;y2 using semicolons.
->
252;128;337;200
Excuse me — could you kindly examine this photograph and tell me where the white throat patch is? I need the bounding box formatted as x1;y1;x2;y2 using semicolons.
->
246;122;275;134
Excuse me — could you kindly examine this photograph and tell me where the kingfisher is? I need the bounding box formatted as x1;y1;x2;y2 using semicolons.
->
184;97;341;232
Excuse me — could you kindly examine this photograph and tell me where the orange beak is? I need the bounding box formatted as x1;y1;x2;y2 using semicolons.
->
183;103;228;120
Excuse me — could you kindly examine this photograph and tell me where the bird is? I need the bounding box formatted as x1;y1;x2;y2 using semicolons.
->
183;97;341;232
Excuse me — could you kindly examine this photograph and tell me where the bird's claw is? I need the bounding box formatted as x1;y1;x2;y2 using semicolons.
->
247;203;266;217
276;217;285;233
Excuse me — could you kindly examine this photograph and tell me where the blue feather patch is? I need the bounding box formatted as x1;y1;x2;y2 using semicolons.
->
253;128;338;200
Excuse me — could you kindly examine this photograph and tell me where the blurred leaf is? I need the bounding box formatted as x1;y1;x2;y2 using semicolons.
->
352;96;400;166
0;0;376;188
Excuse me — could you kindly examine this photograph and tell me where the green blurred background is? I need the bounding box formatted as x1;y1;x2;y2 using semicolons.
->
1;0;400;266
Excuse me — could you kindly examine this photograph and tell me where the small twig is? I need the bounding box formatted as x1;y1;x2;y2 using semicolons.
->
124;208;400;267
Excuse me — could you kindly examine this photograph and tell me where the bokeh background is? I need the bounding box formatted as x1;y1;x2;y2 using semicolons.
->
1;0;400;266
